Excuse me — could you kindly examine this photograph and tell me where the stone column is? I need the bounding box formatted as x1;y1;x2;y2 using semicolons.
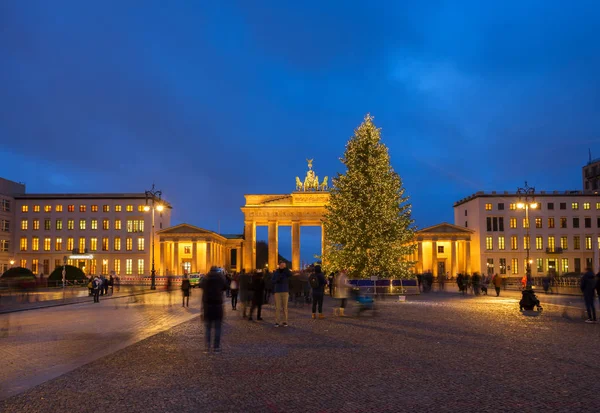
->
465;240;471;275
243;221;255;271
173;241;179;275
191;240;198;272
236;246;242;271
159;241;165;275
206;242;212;270
431;240;438;276
292;221;300;271
451;240;458;277
417;241;424;273
267;221;279;271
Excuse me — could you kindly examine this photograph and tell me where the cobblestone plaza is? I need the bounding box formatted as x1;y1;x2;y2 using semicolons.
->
1;291;598;412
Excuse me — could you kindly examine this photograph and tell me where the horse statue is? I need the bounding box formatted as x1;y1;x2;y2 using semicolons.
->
295;176;303;191
320;176;328;191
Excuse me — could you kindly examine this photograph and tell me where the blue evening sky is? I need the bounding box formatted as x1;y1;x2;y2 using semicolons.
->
1;1;599;262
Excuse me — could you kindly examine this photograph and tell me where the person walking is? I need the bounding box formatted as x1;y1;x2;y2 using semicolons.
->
309;265;327;319
580;267;597;324
92;276;101;303
230;273;239;310
272;261;291;327
239;270;252;318
492;273;502;297
328;273;335;297
334;270;352;316
181;274;191;307
200;266;226;353
249;270;265;321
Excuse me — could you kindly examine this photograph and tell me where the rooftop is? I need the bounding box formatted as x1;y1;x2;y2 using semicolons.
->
454;190;600;207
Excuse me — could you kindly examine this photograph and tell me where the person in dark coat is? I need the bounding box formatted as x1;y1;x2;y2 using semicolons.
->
595;270;600;309
581;268;597;323
181;274;191;307
310;265;327;319
200;267;226;353
263;269;273;304
238;271;252;318
249;270;265;321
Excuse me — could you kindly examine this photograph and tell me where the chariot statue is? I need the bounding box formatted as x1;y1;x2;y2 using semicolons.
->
295;158;329;191
320;176;328;191
295;177;303;191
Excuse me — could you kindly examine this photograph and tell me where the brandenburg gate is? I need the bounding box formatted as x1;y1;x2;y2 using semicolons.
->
241;159;329;271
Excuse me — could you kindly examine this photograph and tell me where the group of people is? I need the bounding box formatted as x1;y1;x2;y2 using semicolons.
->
88;274;117;303
197;262;354;353
580;268;600;323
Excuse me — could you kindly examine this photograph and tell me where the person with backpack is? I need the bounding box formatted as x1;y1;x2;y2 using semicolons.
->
310;265;327;319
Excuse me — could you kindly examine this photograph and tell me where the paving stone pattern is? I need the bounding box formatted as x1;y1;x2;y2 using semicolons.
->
1;293;599;412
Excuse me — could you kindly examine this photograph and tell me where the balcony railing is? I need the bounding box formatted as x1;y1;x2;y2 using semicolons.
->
546;247;566;254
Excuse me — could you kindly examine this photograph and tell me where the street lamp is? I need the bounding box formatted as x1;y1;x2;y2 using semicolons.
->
517;181;537;289
144;184;163;290
9;259;15;267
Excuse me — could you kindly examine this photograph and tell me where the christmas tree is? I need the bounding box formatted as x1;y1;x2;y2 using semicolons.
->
322;114;415;278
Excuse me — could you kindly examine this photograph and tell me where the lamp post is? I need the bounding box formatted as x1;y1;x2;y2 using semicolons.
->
517;182;537;289
144;185;163;290
9;259;15;267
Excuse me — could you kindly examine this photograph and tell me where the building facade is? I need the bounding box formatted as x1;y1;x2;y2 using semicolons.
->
11;193;171;277
0;178;26;273
454;191;600;277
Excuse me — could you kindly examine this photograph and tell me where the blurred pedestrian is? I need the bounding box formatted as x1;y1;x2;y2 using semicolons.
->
249;270;265;321
492;273;502;297
272;261;291;327
334;269;352;317
309;265;326;319
328;272;335;297
92;276;101;303
230;273;239;310
263;269;273;304
200;266;226;353
580;267;597;323
239;270;252;318
181;274;191;307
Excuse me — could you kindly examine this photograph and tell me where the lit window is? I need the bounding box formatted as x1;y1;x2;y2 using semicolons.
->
79;219;86;230
20;259;26;268
56;219;63;230
67;237;74;251
33;219;40;230
498;236;505;250
114;259;121;275
511;236;518;250
22;205;28;213
115;205;122;212
523;236;530;250
127;220;145;233
585;236;592;250
536;258;543;273
44;238;51;251
510;218;517;229
536;236;543;250
80;205;86;212
44;205;51;212
560;217;567;228
21;219;28;230
32;259;38;274
20;237;28;251
55;205;63;212
509;203;516;210
91;205;98;212
137;259;144;275
561;258;569;273
126;259;133;275
584;202;590;210
137;237;145;251
485;203;492;211
0;239;9;252
67;219;74;230
91;219;98;230
485;236;493;250
114;237;121;251
101;260;109;275
103;205;110;212
126;237;133;251
102;237;109;251
33;205;40;212
68;205;75;212
55;237;63;251
548;236;555;252
138;205;145;212
573;236;580;250
115;220;122;230
522;218;529;229
32;236;39;251
535;218;542;228
44;219;51;230
560;236;568;250
572;202;579;210
511;258;518;274
79;238;86;252
90;238;97;251
548;217;555;228
90;259;97;274
103;219;109;230
126;205;133;212
597;202;600;210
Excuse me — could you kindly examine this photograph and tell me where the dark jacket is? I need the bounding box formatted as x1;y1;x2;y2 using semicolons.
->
596;272;600;295
200;270;226;321
252;272;265;304
238;272;252;302
181;279;191;291
310;272;327;295
263;271;273;290
272;268;291;293
580;270;597;296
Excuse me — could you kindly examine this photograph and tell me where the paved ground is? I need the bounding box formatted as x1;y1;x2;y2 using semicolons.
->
0;290;200;400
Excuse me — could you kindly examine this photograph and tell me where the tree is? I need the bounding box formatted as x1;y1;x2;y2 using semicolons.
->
49;265;87;281
322;114;415;278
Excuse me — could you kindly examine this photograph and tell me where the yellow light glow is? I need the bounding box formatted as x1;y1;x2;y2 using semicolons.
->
156;205;164;212
143;205;151;212
530;203;538;209
516;202;525;209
